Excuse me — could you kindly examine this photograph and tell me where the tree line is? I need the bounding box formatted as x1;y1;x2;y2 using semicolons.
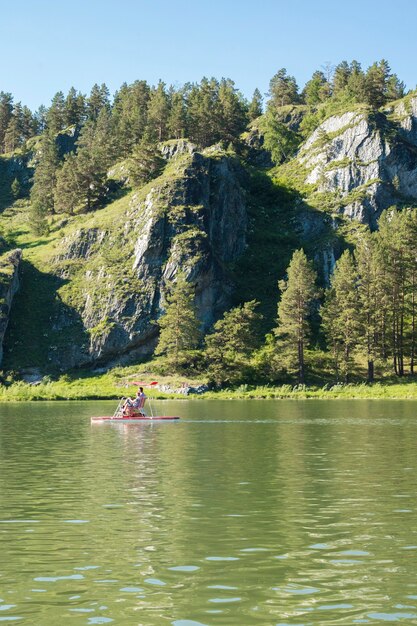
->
1;58;409;230
27;77;254;231
262;59;407;163
0;58;404;155
155;207;417;386
267;59;405;112
0;78;255;157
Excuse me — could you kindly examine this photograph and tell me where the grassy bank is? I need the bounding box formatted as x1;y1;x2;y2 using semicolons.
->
2;369;417;401
202;382;417;400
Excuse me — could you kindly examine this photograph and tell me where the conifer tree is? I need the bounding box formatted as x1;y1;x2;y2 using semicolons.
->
3;103;24;152
155;274;201;371
268;68;299;108
205;300;261;385
332;61;351;97
21;106;35;142
218;78;248;145
0;92;13;153
321;250;361;382
187;78;222;147
346;61;367;102
54;153;80;214
275;249;317;384
248;88;263;121
46;91;66;133
376;209;409;376
168;90;187;139
364;60;389;108
386;74;406;101
30;129;59;216
147;81;170;142
302;71;331;106
261;109;300;163
54;109;115;213
87;83;110;121
402;211;417;374
33;105;47;134
128;131;165;187
355;234;386;382
112;80;150;155
65;87;86;127
30;200;50;236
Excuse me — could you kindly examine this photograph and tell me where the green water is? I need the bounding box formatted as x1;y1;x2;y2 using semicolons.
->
1;400;417;625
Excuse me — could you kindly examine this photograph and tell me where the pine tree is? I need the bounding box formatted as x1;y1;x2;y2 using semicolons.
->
218;78;248;145
302;71;331;106
3;103;24;152
55;109;115;213
30;129;59;216
268;68;299;109
386;74;406;101
248;88;263;121
33;105;47;134
21;106;35;143
261;109;300;163
187;78;222;147
364;61;388;108
168;89;187;139
112;80;150;155
30;200;50;236
205;300;261;385
376;210;409;376
355;234;385;382
275;249;317;384
87;83;110;121
46;91;66;133
155;274;201;371
332;61;351;97
147;81;170;142
0;92;13;153
128;131;165;187
65;87;86;127
321;250;361;382
53;153;80;214
346;61;367;102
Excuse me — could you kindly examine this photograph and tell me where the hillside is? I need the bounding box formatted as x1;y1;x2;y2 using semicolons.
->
1;72;417;381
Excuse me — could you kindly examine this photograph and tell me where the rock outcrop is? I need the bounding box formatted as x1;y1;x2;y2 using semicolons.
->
0;249;21;364
296;98;417;226
52;149;247;367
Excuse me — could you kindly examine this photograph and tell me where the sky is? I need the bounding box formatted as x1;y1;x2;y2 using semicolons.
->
1;0;416;110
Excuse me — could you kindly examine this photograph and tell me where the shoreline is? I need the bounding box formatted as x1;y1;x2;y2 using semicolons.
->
2;379;417;401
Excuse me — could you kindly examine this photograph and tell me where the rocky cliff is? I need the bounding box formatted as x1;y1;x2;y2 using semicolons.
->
292;97;417;226
0;249;21;364
47;148;247;368
4;94;417;374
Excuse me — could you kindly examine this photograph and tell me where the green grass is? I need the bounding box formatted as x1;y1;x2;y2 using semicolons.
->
2;373;417;401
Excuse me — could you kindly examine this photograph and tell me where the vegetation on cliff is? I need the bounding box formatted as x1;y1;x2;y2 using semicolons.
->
1;58;417;394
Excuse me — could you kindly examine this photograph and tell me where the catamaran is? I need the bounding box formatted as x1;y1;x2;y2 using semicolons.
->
91;381;180;423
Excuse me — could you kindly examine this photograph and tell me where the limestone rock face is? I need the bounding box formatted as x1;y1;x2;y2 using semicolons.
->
0;250;22;364
159;139;196;161
297;98;417;225
52;150;247;367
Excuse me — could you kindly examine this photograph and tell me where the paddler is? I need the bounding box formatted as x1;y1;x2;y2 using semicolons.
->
122;387;147;416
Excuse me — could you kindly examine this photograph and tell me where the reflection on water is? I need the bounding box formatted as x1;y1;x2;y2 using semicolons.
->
0;399;417;624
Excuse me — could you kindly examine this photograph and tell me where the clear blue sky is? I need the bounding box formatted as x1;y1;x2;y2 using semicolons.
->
1;0;416;110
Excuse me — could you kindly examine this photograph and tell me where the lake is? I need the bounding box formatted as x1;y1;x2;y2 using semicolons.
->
1;399;417;625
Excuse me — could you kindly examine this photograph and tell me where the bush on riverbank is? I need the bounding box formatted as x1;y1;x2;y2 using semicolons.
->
2;369;417;401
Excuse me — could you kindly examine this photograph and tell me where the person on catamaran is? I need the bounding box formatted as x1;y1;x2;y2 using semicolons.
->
122;387;147;416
